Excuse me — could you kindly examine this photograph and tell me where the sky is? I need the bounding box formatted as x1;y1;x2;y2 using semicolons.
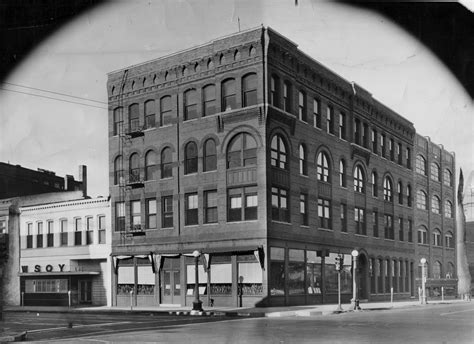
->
0;0;472;198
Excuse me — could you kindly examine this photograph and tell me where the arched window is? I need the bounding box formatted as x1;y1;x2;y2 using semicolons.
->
145;150;157;181
221;78;236;111
160;96;172;126
432;195;441;214
113;107;123;135
445;232;454;248
339;159;346;187
354;165;365;193
270;75;280;107
371;171;378;197
418;226;428;244
445;200;453;218
444;169;453;187
207;59;214;69
227;133;257;168
219;53;225;65
416;155;427;175
397;181;403;204
234;50;240;61
114;155;124;185
383;176;393;202
129;153;140;182
447;262;455;278
203;84;216;116
416;190;427;210
249;46;256;56
128;103;139;132
242;73;257;107
431;162;440;181
299;144;307;175
161;147;173;178
144;100;155;129
271;135;288;170
433;229;442;246
433;261;442;279
203;139;217;172
184;142;198;174
184;89;198;120
317;152;330;183
407;184;412;207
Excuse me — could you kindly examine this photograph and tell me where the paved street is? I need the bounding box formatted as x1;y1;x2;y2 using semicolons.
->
2;302;474;343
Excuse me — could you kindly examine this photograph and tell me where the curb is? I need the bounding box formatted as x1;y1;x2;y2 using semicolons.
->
0;331;27;343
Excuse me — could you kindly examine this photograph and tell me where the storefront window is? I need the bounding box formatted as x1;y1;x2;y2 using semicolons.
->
25;279;68;293
186;257;209;295
325;253;351;294
117;260;134;295
137;258;154;295
288;249;305;295
270;247;285;296
306;251;322;294
238;261;263;295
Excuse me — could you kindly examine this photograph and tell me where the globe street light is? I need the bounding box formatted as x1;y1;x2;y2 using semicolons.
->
420;258;427;305
351;249;361;311
191;250;203;314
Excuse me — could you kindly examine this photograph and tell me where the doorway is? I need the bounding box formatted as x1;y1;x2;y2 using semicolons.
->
161;258;181;305
79;280;92;304
358;254;369;300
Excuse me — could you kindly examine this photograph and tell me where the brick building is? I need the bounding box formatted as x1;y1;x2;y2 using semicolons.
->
107;27;456;307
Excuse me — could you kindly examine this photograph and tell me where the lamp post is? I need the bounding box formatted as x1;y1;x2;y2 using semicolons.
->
191;250;203;314
420;258;427;305
351;249;361;311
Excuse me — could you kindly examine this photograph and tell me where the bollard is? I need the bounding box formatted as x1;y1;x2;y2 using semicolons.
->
442;287;444;302
130;290;134;310
68;290;71;308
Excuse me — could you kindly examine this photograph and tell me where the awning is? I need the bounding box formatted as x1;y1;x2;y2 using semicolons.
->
19;271;101;277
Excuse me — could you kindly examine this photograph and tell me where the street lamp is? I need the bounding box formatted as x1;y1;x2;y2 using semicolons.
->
191;250;203;314
420;258;427;305
351;249;361;311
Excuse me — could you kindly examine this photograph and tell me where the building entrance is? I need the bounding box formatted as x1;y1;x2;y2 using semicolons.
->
161;258;181;305
358;254;369;300
79;280;92;304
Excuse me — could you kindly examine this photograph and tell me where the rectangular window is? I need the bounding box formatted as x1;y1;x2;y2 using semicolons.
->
115;202;125;232
47;221;54;247
399;217;404;241
86;217;93;245
36;222;43;248
283;82;291;113
203;85;216;116
270;76;279;107
339;113;346;140
307;251;322;294
0;220;6;234
130;200;141;230
228;187;257;222
341;203;347;232
355;207;366;235
408;219;413;242
384;214;394;240
204;190;218;224
326;106;333;134
146;198;157;229
298;91;306;122
318;198;331;229
74;218;82;246
372;129;377;153
300;193;308;226
272;187;289;222
390;138;395;161
145;100;155;129
362;123;369;148
113;108;123;136
381;134;386;157
406;147;412;169
288;249;305;295
160;96;172;126
162;196;173;228
269;247;285;295
185;193;198;226
373;211;379;237
313;99;321;128
397;143;403;165
60;219;68;246
98;215;106;244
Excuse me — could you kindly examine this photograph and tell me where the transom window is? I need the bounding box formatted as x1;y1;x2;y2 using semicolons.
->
227;133;257;168
317;152;330;183
271;135;288;170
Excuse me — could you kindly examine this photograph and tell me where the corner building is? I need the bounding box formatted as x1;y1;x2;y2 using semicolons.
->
107;27;452;307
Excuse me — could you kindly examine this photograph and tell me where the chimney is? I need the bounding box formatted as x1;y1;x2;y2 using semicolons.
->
79;165;87;197
64;175;75;191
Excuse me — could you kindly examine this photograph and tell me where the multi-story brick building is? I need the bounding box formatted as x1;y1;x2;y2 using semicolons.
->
107;27;456;307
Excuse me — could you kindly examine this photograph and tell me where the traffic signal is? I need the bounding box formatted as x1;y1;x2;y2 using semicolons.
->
335;255;342;271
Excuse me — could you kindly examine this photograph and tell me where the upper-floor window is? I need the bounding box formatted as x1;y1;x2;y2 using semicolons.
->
416;155;427;175
185;193;198;226
397;181;403;205
300;193;308;226
381;134;386;157
161;147;173;178
313;98;321;128
283;81;291;113
222;78;236;111
227;133;257;168
144;100;155;129
444;169;453;187
445;200;453;218
406;147;412;169
354;166;365;193
145;150;158;181
339;159;346;187
60;219;68;246
184;141;198;174
416;189;428;210
115;202;125;232
37;222;44;248
431;162;440;182
160;96;172;126
317;151;330;183
354;207;366;235
389;138;395;161
339;113;346;140
272;187;289;222
371;129;377;153
354;119;361;145
242;73;257;107
445;232;454;248
418;226;428;244
371;171;378;197
130;200;141;229
271;135;288;170
228;186;258;222
98;215;106;244
270;75;280;108
129;103;139;132
146;198;157;229
432;195;441;214
203;139;217;172
299;144;307;176
383;176;393;202
326;106;334;135
318;198;332;229
397;143;402;164
407;184;412;207
114;155;124;185
203;84;216;116
162;196;173;228
113;107;123;136
298;91;307;122
433;229;442;246
184;89;198;120
47;220;54;247
129;153;140;183
204;190;218;224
